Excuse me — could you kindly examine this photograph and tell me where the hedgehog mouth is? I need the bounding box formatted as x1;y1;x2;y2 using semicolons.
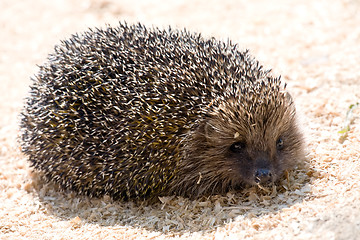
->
255;179;274;187
230;169;276;189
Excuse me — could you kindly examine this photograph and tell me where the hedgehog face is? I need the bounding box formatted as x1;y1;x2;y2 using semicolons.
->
198;92;304;191
224;129;299;187
175;89;304;197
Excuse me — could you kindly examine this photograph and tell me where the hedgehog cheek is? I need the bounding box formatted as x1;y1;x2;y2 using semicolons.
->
226;151;254;186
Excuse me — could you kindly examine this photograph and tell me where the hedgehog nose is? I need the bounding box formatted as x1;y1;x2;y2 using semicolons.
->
254;168;272;185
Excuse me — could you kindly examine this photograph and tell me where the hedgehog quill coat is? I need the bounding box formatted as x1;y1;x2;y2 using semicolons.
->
21;23;304;200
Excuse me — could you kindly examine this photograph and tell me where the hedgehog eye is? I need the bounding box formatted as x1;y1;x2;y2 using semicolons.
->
276;138;284;150
230;141;246;153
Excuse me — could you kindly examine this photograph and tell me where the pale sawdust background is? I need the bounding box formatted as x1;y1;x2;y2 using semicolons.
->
1;0;360;239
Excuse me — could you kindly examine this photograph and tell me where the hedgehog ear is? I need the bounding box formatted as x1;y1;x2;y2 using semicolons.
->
204;121;217;141
204;120;228;145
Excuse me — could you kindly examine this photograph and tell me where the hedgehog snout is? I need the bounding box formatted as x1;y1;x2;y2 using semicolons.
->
253;154;274;185
254;168;273;185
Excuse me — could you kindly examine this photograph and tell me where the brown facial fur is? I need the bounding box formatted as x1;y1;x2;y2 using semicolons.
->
171;80;304;198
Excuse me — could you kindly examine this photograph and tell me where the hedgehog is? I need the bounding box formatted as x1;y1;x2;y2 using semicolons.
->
20;22;305;201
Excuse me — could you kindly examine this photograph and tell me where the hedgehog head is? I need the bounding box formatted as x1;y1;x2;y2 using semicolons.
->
174;77;304;197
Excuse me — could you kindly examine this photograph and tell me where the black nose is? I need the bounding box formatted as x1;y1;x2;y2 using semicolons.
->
254;168;272;185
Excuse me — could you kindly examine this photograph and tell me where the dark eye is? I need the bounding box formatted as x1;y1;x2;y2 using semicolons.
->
230;141;246;153
276;138;284;150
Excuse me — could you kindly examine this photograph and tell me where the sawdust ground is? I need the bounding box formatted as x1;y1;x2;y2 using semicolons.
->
1;0;360;239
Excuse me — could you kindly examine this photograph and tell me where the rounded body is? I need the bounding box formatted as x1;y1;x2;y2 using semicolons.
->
21;23;304;200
